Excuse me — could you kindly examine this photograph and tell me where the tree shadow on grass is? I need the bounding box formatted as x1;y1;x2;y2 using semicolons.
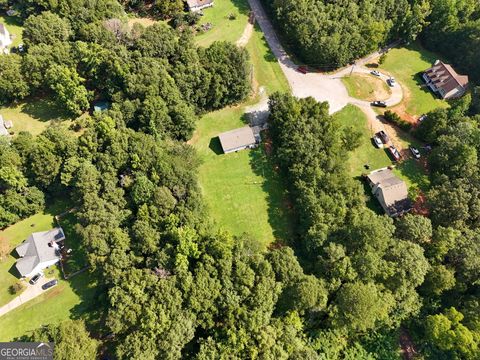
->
356;175;384;215
209;136;223;155
21;97;71;122
231;0;251;15
253;24;277;63
248;141;295;244
2;15;22;28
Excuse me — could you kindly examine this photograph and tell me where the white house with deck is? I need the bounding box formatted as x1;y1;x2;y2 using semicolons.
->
15;228;65;278
423;60;469;99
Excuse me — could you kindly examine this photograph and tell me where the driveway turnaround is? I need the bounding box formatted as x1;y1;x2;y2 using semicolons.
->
0;277;54;317
247;0;405;149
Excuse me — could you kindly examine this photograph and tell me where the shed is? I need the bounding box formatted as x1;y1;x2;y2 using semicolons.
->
218;126;256;154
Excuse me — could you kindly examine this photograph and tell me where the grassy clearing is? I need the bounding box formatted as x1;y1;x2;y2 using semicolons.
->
246;24;290;94
0;14;23;48
191;20;292;248
195;0;250;47
380;42;449;118
334;105;392;177
342;73;391;102
0;98;73;136
0;212;57;307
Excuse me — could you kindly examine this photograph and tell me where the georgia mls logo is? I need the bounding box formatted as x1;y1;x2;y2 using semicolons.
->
0;342;54;360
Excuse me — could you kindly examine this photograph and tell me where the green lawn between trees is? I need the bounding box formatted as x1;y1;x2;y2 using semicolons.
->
380;42;449;117
191;24;292;248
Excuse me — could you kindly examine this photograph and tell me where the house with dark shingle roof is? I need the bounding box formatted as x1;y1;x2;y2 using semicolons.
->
366;168;411;217
15;228;65;278
186;0;214;12
423;60;469;99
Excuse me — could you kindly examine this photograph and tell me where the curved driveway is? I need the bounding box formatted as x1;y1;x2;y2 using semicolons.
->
247;0;406;149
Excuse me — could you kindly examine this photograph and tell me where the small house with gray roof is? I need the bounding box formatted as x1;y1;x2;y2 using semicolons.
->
366;168;411;217
15;228;65;278
186;0;214;12
218;126;258;154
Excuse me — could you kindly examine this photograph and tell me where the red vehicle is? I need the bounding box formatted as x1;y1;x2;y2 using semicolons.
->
388;145;401;161
297;66;308;74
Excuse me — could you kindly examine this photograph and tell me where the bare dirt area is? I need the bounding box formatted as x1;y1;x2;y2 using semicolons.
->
127;17;157;28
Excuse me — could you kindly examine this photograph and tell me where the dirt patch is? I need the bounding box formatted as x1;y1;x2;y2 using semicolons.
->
127;18;157;29
236;21;254;47
399;328;418;360
389;82;418;124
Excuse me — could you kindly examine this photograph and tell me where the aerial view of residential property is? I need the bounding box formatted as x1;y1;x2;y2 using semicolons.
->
0;0;479;359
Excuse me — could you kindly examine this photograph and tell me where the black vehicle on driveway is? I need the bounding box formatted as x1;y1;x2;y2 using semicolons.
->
41;279;58;290
371;100;387;108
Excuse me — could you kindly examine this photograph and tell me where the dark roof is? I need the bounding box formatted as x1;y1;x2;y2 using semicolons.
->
425;60;469;94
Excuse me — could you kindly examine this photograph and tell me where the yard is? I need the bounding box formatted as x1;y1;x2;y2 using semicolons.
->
0;97;73;136
0;13;23;47
334;105;429;207
0;204;97;341
190;19;292;248
0;212;57;307
342;73;391;102
379;42;449;120
195;0;250;47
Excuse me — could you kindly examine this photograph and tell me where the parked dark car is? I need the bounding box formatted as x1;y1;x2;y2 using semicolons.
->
376;130;389;144
371;100;387;108
297;66;308;74
29;272;43;285
388;145;401;161
41;279;58;290
410;146;421;159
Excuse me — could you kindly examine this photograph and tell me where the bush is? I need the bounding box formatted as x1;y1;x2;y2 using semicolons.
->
10;282;24;294
383;110;412;131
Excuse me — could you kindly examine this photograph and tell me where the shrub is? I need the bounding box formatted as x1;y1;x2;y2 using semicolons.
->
10;282;24;294
383;110;412;131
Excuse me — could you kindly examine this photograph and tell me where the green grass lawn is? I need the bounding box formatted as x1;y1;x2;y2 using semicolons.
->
191;22;292;247
342;73;391;102
0;97;74;136
0;13;23;48
0;269;97;341
380;42;449;118
0;212;57;306
334;105;393;176
195;0;250;47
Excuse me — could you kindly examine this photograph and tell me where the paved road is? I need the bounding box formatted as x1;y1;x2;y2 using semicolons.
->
247;0;350;114
247;0;405;149
0;276;53;317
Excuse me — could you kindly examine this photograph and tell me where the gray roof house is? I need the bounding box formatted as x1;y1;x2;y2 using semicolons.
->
366;168;411;217
15;228;65;278
218;126;257;154
186;0;214;12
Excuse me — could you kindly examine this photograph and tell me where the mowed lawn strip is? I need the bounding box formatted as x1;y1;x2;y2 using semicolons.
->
191;24;292;247
380;42;449;117
0;212;56;306
342;73;391;102
195;0;250;47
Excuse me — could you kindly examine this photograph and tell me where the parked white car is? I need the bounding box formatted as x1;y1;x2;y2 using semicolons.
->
387;77;396;87
373;135;383;148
